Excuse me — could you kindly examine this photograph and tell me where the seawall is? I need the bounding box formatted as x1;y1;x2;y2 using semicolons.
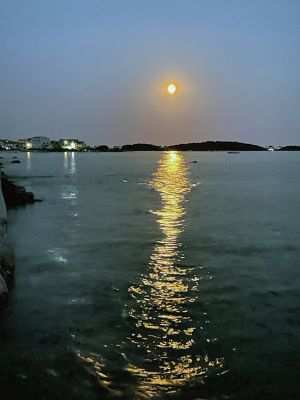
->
0;173;15;307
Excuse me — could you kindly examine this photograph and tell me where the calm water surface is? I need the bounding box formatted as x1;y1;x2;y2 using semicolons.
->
0;151;299;399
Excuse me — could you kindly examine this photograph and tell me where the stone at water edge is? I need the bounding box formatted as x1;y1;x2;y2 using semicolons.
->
1;175;35;206
0;273;8;307
0;241;15;289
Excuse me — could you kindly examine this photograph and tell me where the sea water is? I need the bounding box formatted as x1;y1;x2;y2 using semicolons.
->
0;151;299;399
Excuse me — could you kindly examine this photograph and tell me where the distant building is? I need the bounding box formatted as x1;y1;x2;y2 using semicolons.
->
58;139;86;151
30;136;51;150
18;139;27;149
0;139;19;150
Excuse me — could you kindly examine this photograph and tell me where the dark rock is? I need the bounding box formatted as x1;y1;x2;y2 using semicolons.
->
0;242;15;289
0;273;8;308
1;174;36;207
11;160;21;163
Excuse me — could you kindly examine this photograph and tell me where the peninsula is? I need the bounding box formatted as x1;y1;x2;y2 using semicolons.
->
119;141;270;152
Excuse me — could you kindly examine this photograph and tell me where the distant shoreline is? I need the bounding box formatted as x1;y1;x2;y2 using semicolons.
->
1;141;300;152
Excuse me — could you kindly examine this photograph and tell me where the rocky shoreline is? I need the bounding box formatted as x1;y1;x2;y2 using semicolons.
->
1;173;36;207
0;172;37;307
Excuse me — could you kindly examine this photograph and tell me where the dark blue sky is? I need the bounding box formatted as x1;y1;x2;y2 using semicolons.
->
0;0;299;146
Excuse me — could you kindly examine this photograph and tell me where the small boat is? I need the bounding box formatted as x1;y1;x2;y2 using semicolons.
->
227;151;240;154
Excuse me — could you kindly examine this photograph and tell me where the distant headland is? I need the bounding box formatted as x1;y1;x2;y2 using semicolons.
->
122;142;265;152
0;138;299;152
116;142;300;152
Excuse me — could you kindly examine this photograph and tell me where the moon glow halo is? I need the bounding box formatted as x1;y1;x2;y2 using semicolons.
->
167;83;177;95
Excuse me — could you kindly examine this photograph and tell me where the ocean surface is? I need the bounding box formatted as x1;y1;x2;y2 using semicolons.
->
0;151;299;400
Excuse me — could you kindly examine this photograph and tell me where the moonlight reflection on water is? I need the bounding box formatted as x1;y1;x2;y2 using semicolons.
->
126;151;222;397
77;151;223;398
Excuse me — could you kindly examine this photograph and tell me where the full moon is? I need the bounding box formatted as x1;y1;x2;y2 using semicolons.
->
167;83;177;95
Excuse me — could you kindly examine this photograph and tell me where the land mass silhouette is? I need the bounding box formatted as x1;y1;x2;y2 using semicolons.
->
118;141;266;152
115;142;300;152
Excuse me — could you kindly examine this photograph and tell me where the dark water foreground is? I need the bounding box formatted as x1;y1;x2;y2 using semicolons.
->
0;151;299;400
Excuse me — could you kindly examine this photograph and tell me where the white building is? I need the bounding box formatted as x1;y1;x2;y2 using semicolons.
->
30;136;51;150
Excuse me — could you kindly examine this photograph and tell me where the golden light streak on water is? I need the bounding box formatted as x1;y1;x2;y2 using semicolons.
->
126;151;222;398
76;151;223;399
26;151;32;171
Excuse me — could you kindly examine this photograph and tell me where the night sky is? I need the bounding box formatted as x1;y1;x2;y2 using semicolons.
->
0;0;299;146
